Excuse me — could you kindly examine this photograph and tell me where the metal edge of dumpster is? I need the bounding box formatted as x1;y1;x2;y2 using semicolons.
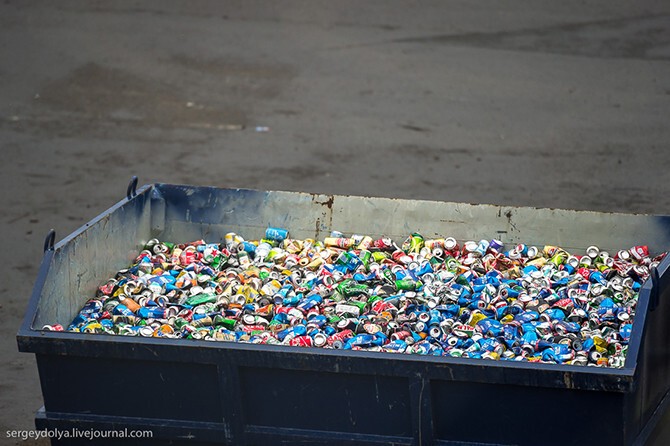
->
629;252;670;445
15;183;670;446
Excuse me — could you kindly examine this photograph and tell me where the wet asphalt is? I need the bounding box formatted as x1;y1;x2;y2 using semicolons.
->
1;1;669;444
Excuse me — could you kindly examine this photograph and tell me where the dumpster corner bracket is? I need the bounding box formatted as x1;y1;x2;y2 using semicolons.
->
43;229;55;253
126;176;138;200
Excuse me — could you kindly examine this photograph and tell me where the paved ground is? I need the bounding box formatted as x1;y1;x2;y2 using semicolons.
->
1;1;669;444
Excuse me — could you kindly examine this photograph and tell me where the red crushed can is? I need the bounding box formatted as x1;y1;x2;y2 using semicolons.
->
289;335;313;347
630;245;649;261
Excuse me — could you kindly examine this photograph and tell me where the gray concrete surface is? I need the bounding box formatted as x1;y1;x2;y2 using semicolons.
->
1;1;670;444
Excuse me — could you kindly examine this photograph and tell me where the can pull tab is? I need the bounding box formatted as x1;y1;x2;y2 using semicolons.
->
650;266;660;312
126;176;138;200
43;229;56;253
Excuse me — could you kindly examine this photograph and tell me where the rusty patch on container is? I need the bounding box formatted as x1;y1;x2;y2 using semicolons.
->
311;194;335;234
505;210;518;232
311;193;335;210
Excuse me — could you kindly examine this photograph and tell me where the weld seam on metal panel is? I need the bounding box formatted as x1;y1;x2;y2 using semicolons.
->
409;376;433;446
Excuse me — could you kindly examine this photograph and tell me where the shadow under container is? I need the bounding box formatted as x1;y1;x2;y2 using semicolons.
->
16;183;670;445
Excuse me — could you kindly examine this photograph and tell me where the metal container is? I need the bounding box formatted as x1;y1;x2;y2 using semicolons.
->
17;181;670;445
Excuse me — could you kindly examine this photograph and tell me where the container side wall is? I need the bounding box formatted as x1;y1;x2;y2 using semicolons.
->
156;185;670;254
238;367;412;437
32;193;152;328
432;380;624;446
634;260;670;439
331;196;670;254
157;186;332;242
37;354;223;423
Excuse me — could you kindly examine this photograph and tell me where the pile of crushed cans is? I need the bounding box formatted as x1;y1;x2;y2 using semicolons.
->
57;228;666;368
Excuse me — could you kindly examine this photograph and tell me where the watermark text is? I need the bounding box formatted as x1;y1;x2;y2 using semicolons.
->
6;428;153;441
